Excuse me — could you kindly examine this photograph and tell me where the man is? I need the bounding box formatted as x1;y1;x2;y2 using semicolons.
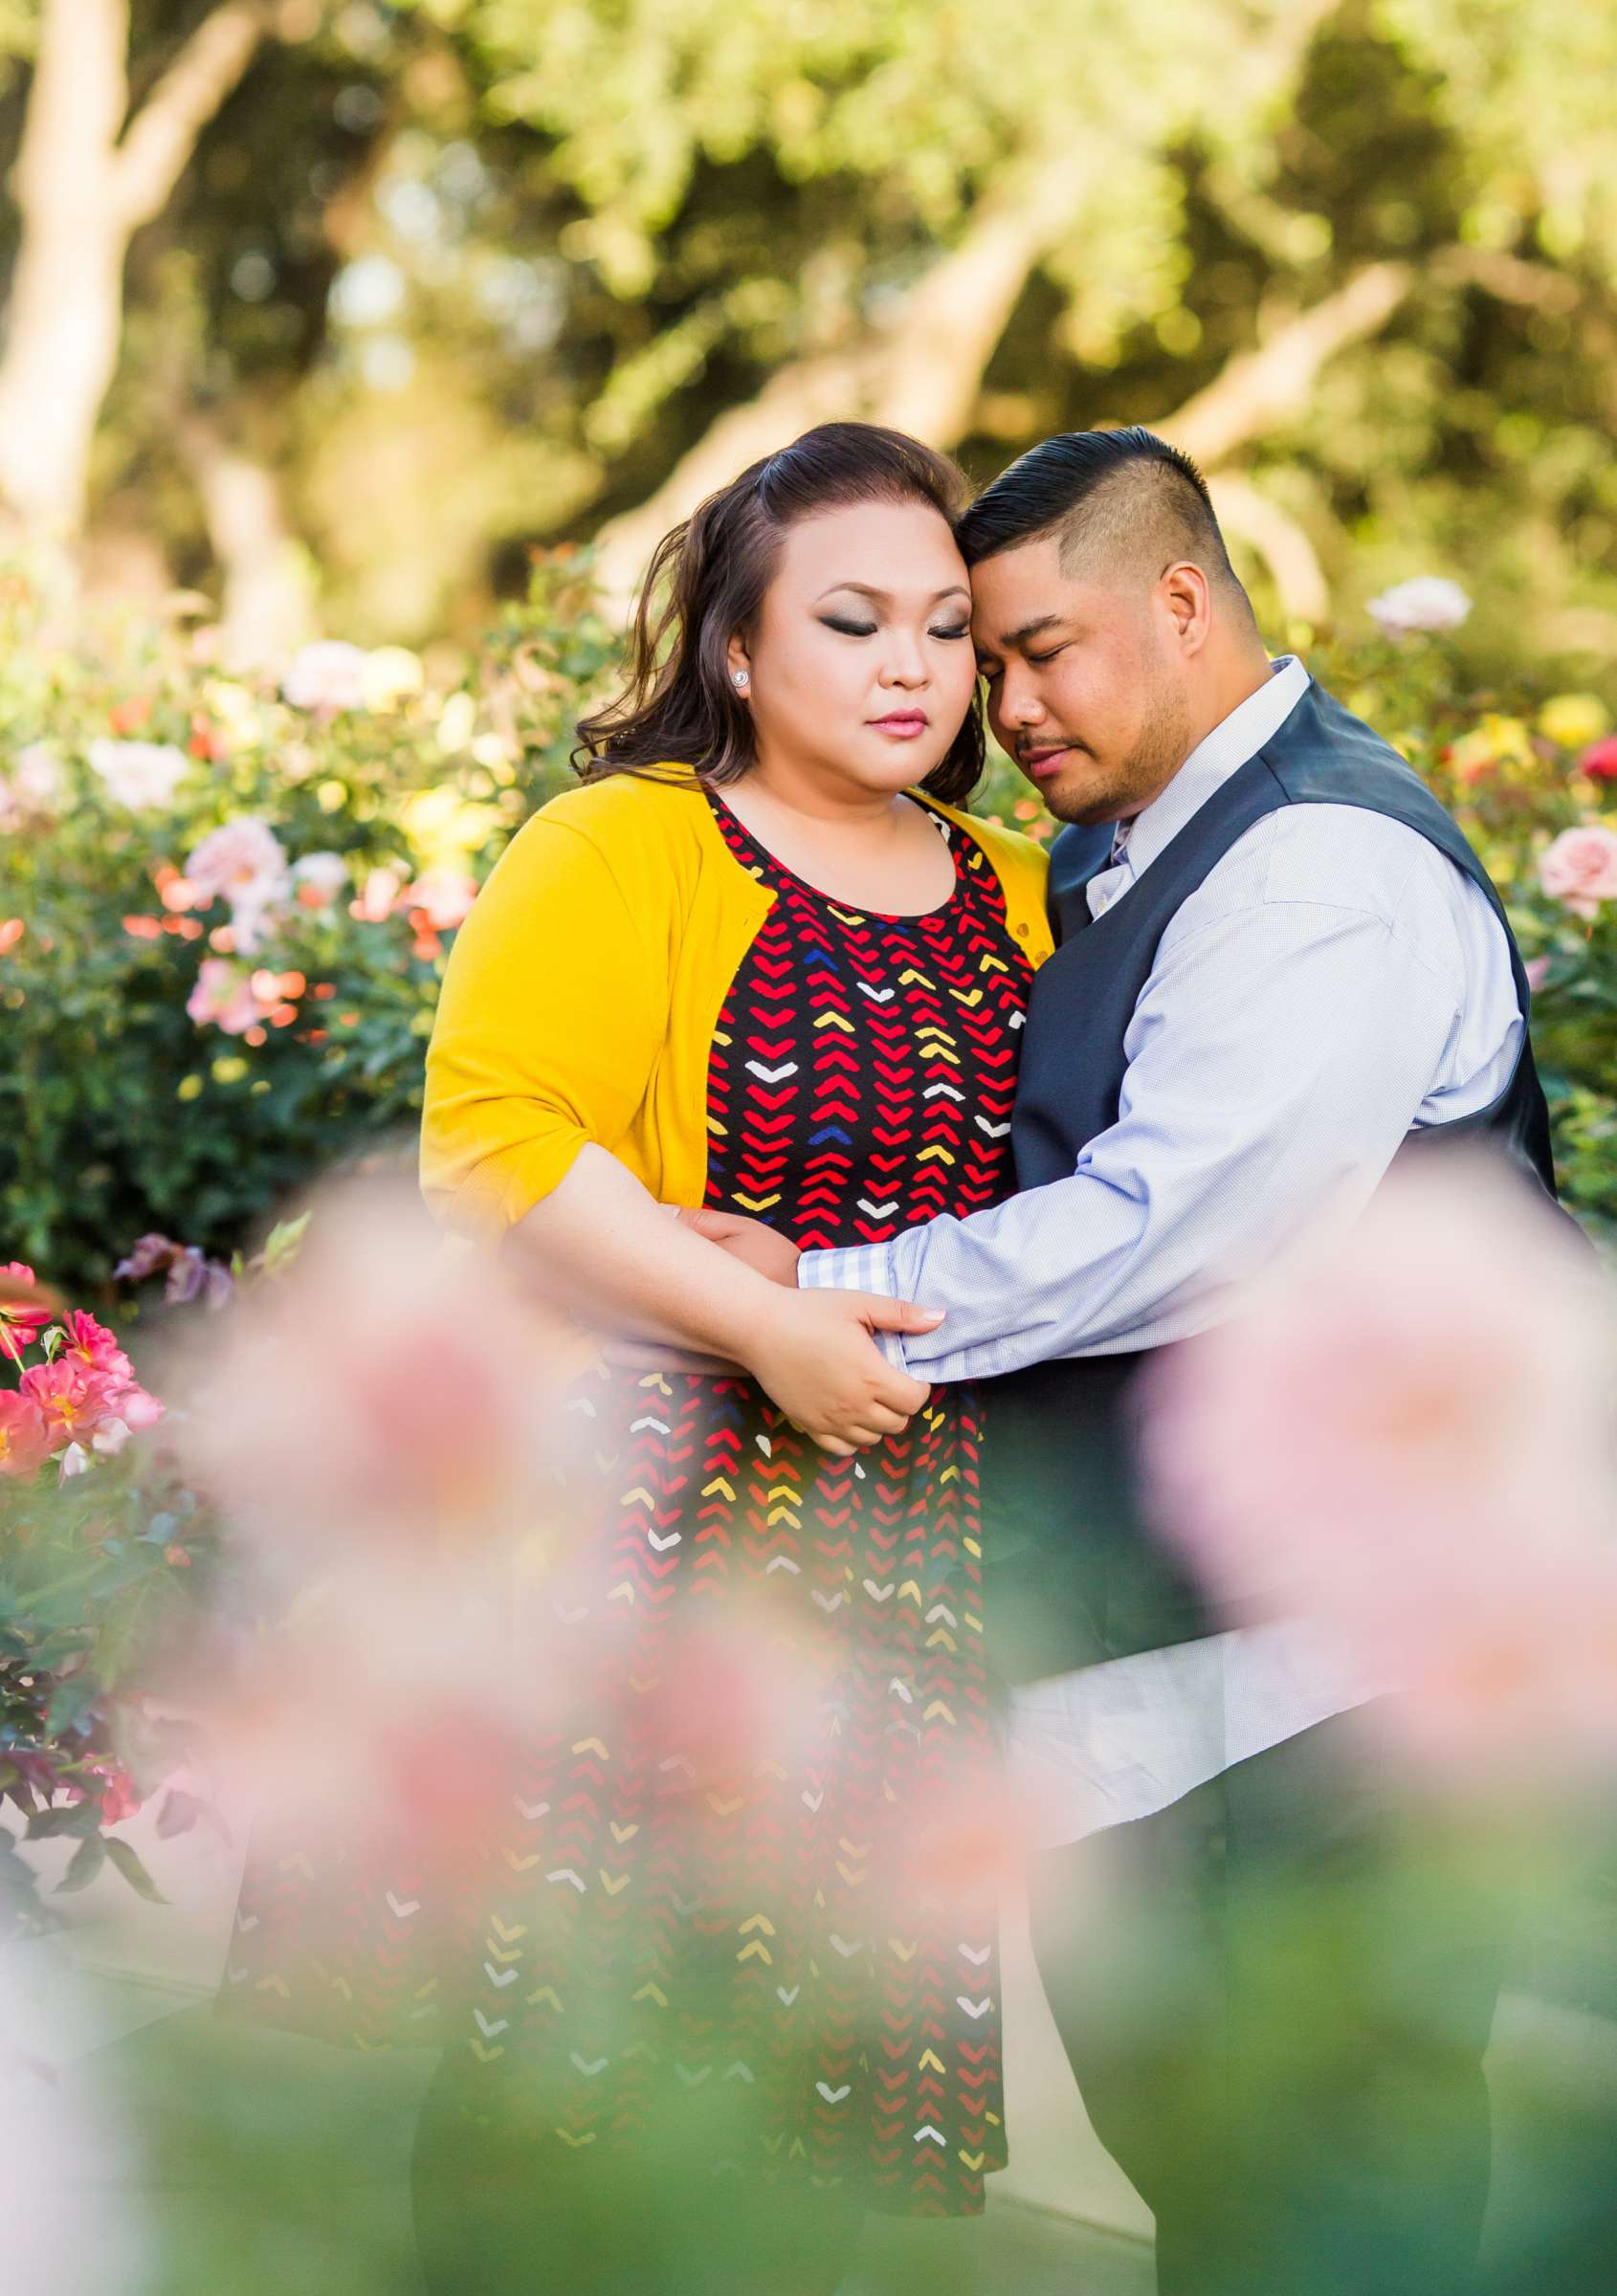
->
693;428;1558;2294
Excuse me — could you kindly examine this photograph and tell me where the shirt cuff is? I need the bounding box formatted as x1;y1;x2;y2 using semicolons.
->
796;1241;909;1369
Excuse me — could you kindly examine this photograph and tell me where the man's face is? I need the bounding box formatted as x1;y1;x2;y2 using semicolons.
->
970;537;1196;826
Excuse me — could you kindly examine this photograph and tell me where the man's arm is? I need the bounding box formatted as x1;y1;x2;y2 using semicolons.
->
801;840;1484;1381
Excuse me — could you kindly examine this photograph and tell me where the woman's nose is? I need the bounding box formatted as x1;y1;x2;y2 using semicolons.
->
879;637;929;687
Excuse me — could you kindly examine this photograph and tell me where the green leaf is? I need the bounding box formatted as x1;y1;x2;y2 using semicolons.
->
103;1835;167;1905
55;1833;107;1892
25;1801;98;1841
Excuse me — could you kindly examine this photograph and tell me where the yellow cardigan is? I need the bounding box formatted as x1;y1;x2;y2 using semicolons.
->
420;769;1053;1239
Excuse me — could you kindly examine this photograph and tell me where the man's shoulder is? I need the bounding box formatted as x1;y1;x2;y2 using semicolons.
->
1208;802;1473;928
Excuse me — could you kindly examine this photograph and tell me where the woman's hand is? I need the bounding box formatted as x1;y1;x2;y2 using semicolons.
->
675;1205;801;1286
732;1286;941;1456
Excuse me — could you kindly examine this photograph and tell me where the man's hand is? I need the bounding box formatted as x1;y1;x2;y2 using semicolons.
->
676;1205;801;1287
737;1288;942;1456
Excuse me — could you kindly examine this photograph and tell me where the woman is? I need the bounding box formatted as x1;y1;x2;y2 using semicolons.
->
415;423;1053;2290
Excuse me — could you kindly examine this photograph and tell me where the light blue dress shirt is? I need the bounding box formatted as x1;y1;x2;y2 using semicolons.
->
798;658;1525;1842
799;657;1523;1380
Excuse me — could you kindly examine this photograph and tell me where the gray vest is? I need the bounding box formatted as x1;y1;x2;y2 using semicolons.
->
985;679;1560;1683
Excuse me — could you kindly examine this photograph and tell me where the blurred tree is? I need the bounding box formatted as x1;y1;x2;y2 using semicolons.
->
0;0;1615;666
0;1;278;541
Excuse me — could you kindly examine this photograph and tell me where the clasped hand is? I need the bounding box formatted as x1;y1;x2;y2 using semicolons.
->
606;1206;942;1458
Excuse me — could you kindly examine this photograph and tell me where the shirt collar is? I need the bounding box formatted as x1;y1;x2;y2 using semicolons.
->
1111;654;1311;888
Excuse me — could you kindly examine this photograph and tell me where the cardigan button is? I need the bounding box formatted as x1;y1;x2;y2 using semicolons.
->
1013;920;1030;937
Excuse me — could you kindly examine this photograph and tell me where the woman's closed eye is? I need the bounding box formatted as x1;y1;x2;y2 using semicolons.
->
819;616;972;642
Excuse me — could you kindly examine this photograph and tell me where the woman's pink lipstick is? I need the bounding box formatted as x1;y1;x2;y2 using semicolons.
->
869;710;929;740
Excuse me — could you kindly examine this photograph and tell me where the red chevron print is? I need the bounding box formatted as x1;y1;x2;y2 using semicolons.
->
221;790;1033;2218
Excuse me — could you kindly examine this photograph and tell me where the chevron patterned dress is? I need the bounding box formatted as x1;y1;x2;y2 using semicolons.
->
430;797;1035;2217
222;795;1033;2218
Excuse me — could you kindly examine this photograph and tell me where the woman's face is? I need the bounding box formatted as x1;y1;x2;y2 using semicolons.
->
732;498;977;797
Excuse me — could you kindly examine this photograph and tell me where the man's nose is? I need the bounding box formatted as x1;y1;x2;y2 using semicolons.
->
996;664;1045;725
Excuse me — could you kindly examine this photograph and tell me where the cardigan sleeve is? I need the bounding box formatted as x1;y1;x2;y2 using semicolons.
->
420;811;671;1237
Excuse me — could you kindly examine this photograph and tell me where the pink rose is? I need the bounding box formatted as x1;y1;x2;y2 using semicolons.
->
0;1261;53;1358
349;866;406;922
185;816;290;954
1538;824;1617;918
186;957;279;1035
18;1359;116;1452
0;1391;52;1477
58;1309;134;1386
402;871;477;932
291;850;349;910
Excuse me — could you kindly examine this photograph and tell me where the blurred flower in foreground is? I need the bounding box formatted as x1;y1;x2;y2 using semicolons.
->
1143;1155;1617;1772
0;1259;57;1356
1538;823;1617;918
1366;576;1472;640
0;1960;149;2296
173;1181;573;1565
161;1183;610;1875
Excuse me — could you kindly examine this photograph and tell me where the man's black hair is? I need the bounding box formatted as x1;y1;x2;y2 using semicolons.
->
958;426;1242;596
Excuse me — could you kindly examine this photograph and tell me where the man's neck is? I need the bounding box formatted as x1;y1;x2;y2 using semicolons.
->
1181;650;1277;764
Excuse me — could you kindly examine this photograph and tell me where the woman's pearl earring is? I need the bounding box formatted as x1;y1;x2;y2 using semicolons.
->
732;669;750;691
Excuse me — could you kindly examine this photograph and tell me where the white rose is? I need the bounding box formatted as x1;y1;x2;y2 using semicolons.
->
1366;577;1473;640
282;640;371;713
87;739;190;810
0;741;67;828
291;850;351;910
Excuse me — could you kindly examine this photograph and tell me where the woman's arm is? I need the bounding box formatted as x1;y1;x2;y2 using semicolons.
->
423;808;934;1451
511;1144;939;1455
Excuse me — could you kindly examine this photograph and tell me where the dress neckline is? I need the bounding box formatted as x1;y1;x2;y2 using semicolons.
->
703;787;964;923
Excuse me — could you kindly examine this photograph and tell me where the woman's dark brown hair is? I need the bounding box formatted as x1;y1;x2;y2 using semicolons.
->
574;422;985;806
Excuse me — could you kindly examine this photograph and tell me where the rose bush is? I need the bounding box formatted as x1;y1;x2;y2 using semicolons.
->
0;1257;210;1934
0;552;619;1301
2;558;1614;1311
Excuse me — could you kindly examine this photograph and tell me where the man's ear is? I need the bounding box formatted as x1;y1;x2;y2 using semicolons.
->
1159;562;1212;654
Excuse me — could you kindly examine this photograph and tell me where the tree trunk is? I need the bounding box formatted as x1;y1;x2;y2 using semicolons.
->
179;412;317;670
0;0;271;541
0;0;131;536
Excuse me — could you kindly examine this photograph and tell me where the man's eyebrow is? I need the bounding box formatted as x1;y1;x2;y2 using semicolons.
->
813;582;971;607
990;611;1067;651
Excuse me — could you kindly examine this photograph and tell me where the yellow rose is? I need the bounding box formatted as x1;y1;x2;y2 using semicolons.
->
403;783;500;871
1447;714;1534;778
1538;694;1610;751
436;691;477;753
362;646;426;710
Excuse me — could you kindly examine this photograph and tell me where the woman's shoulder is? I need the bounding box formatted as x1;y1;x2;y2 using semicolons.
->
530;765;711;850
923;794;1050;883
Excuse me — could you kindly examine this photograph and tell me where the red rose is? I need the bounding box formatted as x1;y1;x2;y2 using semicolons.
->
1577;737;1617;783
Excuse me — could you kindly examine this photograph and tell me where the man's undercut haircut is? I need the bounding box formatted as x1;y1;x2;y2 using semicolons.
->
959;426;1252;612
